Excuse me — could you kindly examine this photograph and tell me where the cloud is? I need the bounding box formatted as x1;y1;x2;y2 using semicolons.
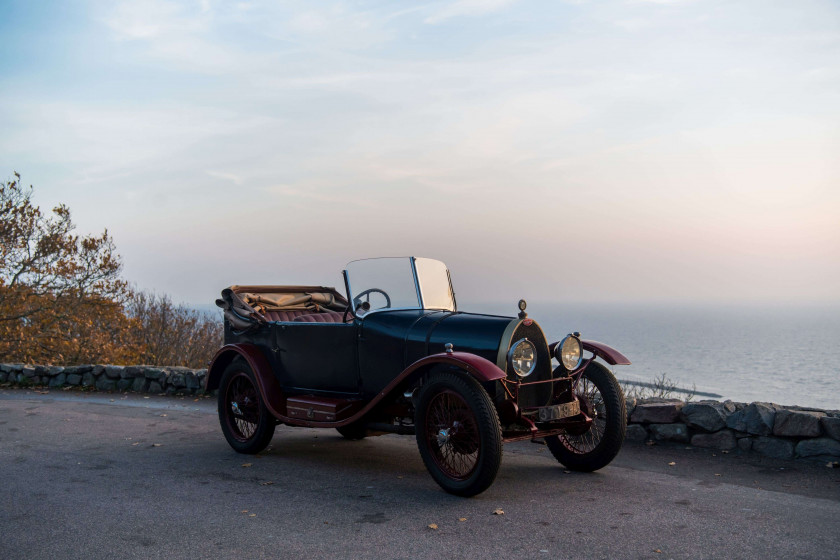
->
424;0;521;24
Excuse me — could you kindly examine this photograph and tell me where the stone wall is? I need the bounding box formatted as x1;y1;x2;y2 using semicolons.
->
2;362;839;464
626;398;840;463
0;363;207;395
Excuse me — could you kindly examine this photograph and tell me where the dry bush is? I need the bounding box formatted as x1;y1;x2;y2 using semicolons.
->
128;291;222;369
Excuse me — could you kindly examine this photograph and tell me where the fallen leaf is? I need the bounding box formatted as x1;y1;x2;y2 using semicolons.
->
241;510;248;513
131;442;140;446
721;450;729;454
152;443;162;447
428;523;438;530
194;399;199;402
242;463;252;468
715;473;721;477
654;549;662;554
397;476;404;479
563;470;571;474
668;462;676;466
260;481;274;486
249;514;256;517
459;518;467;522
645;441;656;446
160;414;167;417
143;396;150;399
493;509;504;515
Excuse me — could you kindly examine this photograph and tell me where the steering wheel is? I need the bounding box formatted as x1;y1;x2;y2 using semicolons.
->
353;288;391;311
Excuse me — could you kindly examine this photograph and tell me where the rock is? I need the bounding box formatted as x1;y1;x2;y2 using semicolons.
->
773;409;824;438
48;366;64;376
625;424;648;442
22;366;36;378
821;417;840;442
104;366;124;380
726;402;780;436
184;372;199;391
91;365;105;377
630;401;684;424
95;378;117;392
624;396;637;421
121;366;143;379
148;381;163;393
737;437;752;452
691;430;736;450
48;373;67;388
131;377;147;392
82;372;95;387
144;368;165;381
66;373;82;386
681;401;728;432
65;365;92;375
649;423;689;442
169;373;186;388
795;438;840;461
0;372;7;382
116;379;132;392
752;436;794;459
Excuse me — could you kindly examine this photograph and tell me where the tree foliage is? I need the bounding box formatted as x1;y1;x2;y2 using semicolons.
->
0;172;221;368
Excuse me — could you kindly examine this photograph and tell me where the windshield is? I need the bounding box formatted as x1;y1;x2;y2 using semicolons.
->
344;257;456;316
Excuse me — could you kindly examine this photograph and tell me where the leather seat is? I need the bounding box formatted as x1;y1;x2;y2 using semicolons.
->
292;311;350;324
262;310;313;322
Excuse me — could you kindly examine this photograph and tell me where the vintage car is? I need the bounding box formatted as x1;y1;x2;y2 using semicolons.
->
207;257;629;496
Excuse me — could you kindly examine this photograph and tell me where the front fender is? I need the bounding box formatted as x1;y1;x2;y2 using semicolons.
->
548;339;631;366
400;351;507;383
206;343;286;418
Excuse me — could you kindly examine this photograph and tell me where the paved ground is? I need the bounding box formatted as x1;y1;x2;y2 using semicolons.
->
1;388;838;560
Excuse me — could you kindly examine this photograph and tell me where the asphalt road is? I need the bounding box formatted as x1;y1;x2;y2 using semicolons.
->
1;389;838;560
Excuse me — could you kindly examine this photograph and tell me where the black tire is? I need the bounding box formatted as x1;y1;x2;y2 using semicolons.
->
415;371;502;497
336;421;369;440
545;361;626;472
217;359;276;454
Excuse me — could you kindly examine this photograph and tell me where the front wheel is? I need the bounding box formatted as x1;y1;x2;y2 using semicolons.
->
415;372;502;497
218;359;276;454
545;361;626;472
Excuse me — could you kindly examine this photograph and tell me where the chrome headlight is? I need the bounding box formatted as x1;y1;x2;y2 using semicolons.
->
508;338;536;378
555;334;582;371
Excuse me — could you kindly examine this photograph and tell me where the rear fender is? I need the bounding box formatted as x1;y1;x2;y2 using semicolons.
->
206;343;286;418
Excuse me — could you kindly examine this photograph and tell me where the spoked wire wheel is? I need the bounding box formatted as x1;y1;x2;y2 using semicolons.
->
544;361;626;472
558;374;606;453
424;389;481;480
217;360;276;454
415;372;502;497
224;372;261;442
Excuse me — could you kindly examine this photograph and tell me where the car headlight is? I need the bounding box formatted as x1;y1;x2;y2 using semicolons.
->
555;334;582;371
508;338;536;378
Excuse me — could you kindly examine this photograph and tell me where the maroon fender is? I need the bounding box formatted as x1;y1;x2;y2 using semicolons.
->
580;339;631;366
206;343;286;418
400;351;507;383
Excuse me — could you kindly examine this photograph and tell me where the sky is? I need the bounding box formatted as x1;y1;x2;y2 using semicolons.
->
1;0;838;307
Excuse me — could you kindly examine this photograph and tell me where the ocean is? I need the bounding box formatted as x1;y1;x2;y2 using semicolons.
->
469;301;840;410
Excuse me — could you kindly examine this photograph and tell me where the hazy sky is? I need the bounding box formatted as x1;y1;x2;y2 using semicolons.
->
2;0;838;307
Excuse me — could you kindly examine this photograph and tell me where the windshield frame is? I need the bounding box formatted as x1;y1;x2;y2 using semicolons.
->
342;257;457;317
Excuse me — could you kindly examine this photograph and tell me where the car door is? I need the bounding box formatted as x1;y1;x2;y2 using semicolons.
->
273;321;359;395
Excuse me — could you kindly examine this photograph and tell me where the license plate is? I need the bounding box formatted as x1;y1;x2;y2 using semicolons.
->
537;400;580;422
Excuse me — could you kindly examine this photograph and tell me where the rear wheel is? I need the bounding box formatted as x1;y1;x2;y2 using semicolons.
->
415;372;502;497
218;359;276;454
545;361;625;472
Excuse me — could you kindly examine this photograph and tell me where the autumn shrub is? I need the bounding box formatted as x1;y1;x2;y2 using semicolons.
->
1;172;221;368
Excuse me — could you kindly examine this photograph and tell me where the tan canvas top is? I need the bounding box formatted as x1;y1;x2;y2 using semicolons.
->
216;285;348;329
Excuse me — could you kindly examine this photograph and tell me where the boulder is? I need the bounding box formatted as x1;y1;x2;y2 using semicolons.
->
795;438;840;461
66;373;82;386
773;409;824;438
117;379;132;392
630;401;683;424
752;436;794;460
649;423;689;442
148;381;163;393
184;372;200;391
681;401;728;432
144;368;166;381
121;366;143;379
169;373;186;389
95;378;116;392
691;430;736;450
625;424;649;442
821;417;840;442
131;377;147;392
48;373;66;387
82;372;96;387
726;402;780;436
737;437;752;452
104;366;124;380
